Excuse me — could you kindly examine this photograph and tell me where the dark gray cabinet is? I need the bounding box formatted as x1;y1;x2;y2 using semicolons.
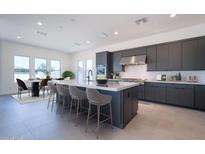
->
196;38;205;69
157;44;169;71
168;42;182;70
122;47;146;57
182;38;205;70
96;51;112;77
182;39;198;70
145;82;166;103
166;84;194;108
195;85;205;110
138;85;145;100
147;46;157;71
123;86;138;125
112;51;123;73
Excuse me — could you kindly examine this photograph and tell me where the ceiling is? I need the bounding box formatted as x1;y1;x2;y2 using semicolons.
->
1;14;205;53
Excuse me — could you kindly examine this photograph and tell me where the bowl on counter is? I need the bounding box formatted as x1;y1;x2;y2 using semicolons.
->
96;78;108;84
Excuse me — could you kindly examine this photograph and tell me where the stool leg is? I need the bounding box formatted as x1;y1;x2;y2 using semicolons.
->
97;105;100;139
51;94;55;112
61;96;65;117
75;99;80;125
85;103;91;133
109;103;113;126
47;93;51;110
56;95;59;114
69;98;73;121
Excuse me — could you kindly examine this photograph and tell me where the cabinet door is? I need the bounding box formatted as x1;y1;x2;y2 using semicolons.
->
138;85;145;100
147;46;157;71
195;85;205;110
122;47;146;57
112;51;122;72
145;83;155;101
169;42;182;70
179;85;194;107
154;84;166;103
182;39;198;70
166;84;179;105
123;89;132;124
131;86;138;116
96;52;107;66
196;38;205;69
157;44;169;71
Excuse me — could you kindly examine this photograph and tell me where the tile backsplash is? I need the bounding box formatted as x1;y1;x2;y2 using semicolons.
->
120;65;205;82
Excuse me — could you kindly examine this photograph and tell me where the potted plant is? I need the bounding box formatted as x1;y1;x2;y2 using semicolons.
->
62;71;75;80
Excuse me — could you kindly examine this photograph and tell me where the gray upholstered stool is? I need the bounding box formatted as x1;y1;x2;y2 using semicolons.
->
69;86;87;124
56;84;70;116
85;88;113;139
47;82;57;112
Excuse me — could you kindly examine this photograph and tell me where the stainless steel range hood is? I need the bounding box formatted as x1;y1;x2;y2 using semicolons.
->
120;55;146;65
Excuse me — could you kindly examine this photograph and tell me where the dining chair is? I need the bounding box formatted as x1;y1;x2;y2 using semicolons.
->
16;78;32;99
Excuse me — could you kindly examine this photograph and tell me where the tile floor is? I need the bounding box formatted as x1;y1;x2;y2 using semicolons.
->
0;95;205;140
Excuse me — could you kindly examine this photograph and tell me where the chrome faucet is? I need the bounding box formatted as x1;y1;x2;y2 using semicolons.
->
87;70;93;82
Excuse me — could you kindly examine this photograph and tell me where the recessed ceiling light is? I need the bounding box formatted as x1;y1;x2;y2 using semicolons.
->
170;14;176;18
16;36;22;39
114;31;118;35
37;21;43;26
86;40;91;44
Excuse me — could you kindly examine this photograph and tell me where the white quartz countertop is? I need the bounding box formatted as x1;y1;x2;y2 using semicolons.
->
145;80;205;85
53;80;139;92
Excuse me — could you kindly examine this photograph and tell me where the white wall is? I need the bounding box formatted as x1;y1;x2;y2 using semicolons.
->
70;23;205;82
0;41;71;95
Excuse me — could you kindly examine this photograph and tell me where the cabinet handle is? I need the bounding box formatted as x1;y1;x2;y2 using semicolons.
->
127;92;130;98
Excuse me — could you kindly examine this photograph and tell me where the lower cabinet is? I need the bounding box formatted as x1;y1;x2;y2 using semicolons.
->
145;82;166;103
123;86;138;125
195;85;205;110
138;85;145;100
166;84;194;108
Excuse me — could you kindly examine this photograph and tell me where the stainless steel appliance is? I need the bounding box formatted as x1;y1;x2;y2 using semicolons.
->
120;55;146;65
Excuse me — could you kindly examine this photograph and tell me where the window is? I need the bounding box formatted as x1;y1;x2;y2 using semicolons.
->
77;60;84;81
35;58;47;78
85;59;93;80
14;56;30;81
50;60;61;78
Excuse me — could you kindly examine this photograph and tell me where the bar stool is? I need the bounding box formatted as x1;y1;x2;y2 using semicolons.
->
47;82;57;112
56;84;70;117
85;88;113;139
69;86;87;124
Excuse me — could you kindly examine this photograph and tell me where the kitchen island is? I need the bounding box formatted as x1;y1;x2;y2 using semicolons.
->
55;80;139;128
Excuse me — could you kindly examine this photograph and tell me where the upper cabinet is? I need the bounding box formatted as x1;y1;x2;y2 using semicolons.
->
182;38;205;70
96;51;112;76
156;44;169;71
112;51;123;73
110;36;205;72
182;39;198;70
147;46;157;71
122;47;146;57
168;42;182;70
156;42;182;71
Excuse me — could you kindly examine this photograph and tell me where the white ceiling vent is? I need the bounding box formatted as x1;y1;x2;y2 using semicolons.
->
99;32;109;38
36;30;47;36
135;17;147;25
